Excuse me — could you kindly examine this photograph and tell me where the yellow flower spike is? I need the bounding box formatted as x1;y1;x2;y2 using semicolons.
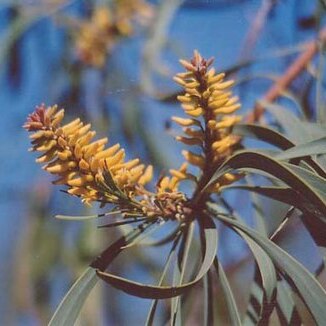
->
24;104;154;206
172;50;242;195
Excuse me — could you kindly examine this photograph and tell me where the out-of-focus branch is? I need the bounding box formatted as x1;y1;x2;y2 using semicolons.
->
240;0;277;60
246;28;326;123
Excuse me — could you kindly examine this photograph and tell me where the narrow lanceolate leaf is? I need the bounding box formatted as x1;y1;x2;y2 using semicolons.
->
207;151;326;216
233;124;294;150
275;136;326;161
213;214;326;325
203;272;214;326
214;258;242;326
171;222;195;326
145;233;182;326
257;100;308;144
49;223;152;326
275;280;302;325
283;163;326;201
237;229;277;307
96;215;218;299
232;124;326;178
49;267;98;326
221;185;307;212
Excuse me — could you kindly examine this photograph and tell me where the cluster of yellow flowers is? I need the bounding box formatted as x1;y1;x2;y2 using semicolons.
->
75;1;153;67
24;104;153;206
25;51;242;220
173;50;242;193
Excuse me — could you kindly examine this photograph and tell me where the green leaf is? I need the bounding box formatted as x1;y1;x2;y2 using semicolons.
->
275;280;302;325
233;124;294;150
275;137;326;160
208;151;326;216
283;163;326;201
258;100;308;143
171;222;195;325
237;229;277;305
48;267;98;326
214;258;242;326
213;214;326;325
203;272;214;326
145;233;182;326
221;185;306;210
96;215;218;299
49;223;153;325
232;124;326;177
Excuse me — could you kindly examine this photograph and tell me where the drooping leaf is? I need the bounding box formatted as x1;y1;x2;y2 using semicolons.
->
48;267;98;326
212;214;326;325
275;279;302;325
275;136;326;161
49;223;153;325
221;185;306;211
171;222;195;325
145;233;182;326
208;151;326;216
233;124;326;177
96;215;218;299
214;258;242;326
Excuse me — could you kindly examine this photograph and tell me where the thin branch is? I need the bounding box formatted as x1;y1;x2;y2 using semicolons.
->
246;28;326;123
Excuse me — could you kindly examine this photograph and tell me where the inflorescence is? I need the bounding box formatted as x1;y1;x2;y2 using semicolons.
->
24;51;242;221
74;1;153;67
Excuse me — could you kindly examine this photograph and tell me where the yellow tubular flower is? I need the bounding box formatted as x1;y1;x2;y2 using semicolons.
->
173;50;242;193
24;104;153;206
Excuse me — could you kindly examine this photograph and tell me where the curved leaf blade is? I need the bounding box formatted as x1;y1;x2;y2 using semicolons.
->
275;137;326;161
49;223;154;325
49;267;97;326
214;258;242;326
97;215;218;299
213;214;326;325
208;151;326;216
